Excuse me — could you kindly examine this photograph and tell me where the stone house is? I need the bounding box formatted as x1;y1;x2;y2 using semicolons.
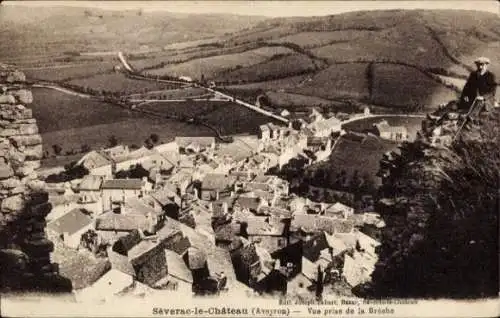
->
101;178;152;212
200;174;237;201
109;231;167;286
47;208;94;249
175;137;215;154
373;120;409;142
77;150;113;177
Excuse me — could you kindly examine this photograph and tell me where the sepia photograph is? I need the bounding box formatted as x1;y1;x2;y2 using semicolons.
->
0;0;498;317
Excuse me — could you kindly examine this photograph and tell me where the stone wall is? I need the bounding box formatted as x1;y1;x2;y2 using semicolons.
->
0;64;71;293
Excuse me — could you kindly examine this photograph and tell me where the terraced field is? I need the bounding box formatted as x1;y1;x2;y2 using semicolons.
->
270;30;378;48
371;63;458;111
216;54;320;84
146;46;295;80
67;73;181;94
23;62;116;82
294;63;371;100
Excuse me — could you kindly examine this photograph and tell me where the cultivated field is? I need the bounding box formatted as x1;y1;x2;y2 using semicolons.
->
145;46;295;80
127;87;211;100
30;87;132;133
270;30;377;48
200;104;280;135
67;73;182;94
311;24;452;69
294;63;371;100
315;135;398;187
265;91;333;109
22;62;116;82
223;75;308;91
41;118;215;157
138;101;230;118
216;54;319;84
371;63;458;111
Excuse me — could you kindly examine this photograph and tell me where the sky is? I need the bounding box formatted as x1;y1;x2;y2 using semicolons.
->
4;1;499;17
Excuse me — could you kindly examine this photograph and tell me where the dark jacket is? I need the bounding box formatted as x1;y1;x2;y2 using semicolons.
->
460;70;497;109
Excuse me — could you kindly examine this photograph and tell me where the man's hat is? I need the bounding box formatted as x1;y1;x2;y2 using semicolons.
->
474;56;490;65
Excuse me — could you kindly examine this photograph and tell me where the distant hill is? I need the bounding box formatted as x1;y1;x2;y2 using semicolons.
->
198;9;499;112
0;5;268;61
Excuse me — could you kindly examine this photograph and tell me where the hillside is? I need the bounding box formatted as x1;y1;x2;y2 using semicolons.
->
201;10;500;112
368;105;500;298
0;5;267;63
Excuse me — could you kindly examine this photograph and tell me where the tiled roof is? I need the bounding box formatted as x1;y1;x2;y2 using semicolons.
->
234;196;261;211
77;151;112;170
128;240;163;265
183;247;207;270
165;250;193;283
291;214;354;234
151;188;178;206
102;179;144;190
124;197;162;216
246;216;287;236
96;212;148;232
214;222;241;242
201;173;236;190
79;175;104;191
47;208;93;235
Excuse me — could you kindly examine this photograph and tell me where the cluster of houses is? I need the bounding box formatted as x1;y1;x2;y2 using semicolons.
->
44;112;387;300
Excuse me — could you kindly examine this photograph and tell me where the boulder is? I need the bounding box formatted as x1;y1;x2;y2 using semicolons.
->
0;164;14;179
1;194;25;213
22;144;43;160
6;70;26;83
0;177;22;189
0;94;16;104
9;134;42;147
12;90;33;104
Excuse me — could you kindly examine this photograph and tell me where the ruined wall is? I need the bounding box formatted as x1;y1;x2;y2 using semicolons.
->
0;64;71;293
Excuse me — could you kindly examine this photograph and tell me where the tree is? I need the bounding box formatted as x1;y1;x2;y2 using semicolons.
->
108;135;118;147
144;138;154;149
52;144;62;156
150;133;159;144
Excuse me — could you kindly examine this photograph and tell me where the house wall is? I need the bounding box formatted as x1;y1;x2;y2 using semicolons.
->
46;202;79;222
102;189;141;212
90;165;113;177
63;223;93;249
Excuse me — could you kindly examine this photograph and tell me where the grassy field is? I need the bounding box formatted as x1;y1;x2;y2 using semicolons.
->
223;75;308;91
200;104;279;135
294;63;370;100
215;54;319;83
138;100;230;118
127;87;211;100
67;73;182;94
146;46;295;80
22;62;116;82
310;24;452;69
270;30;377;48
312;134;398;187
371;63;458;111
41;117;215;157
342;115;425;141
265;91;333;109
30;87;132;133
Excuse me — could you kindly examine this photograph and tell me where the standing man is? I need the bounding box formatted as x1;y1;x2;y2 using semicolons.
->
459;57;497;112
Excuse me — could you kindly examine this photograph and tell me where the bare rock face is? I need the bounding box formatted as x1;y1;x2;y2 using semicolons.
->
0;65;72;293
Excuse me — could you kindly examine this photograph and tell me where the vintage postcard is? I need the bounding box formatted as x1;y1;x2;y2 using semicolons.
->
0;0;499;317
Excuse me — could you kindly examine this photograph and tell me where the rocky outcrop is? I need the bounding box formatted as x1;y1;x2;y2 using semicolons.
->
0;64;71;293
371;100;499;298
